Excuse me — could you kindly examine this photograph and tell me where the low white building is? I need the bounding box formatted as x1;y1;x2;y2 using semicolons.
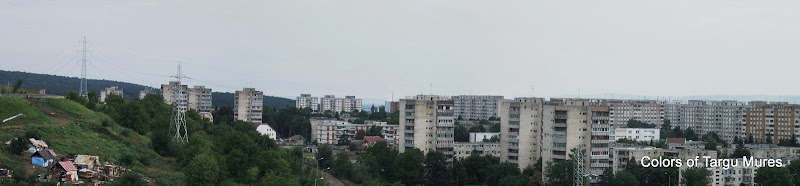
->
256;124;277;140
469;132;500;143
612;128;660;142
99;86;123;102
453;142;502;160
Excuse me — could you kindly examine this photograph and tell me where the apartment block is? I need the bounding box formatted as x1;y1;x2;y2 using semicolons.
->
385;101;399;113
161;81;189;112
310;119;398;146
452;95;504;120
498;98;610;184
745;102;800;144
99;86;123;102
234;88;263;125
498;98;545;168
453;142;502;160
297;94;320;112
605;99;664;128
317;95;363;113
663;100;747;144
139;89;155;99
188;86;212;113
612;128;660;142
398;95;455;160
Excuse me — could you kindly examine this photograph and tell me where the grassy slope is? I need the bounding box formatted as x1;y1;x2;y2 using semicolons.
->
0;97;183;185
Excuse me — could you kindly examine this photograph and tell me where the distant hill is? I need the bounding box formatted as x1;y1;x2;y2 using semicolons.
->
0;70;157;99
0;70;295;108
212;92;295;109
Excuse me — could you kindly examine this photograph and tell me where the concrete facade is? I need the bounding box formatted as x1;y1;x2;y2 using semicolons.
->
452;95;504;120
188;86;213;113
99;86;123;102
161;81;189;112
297;94;320;112
612;128;660;142
469;132;500;143
310;119;399;146
398;95;455;160
745;102;800;144
453;142;502;160
664;100;747;144
605;99;664;128
234;88;263;125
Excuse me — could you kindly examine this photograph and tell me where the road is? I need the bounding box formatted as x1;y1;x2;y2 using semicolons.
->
318;169;346;186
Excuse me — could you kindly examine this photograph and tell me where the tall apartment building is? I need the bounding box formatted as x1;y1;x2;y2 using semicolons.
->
498;98;545;168
452;95;504;120
161;81;189;112
296;94;320;112
605;99;664;128
745;102;800;144
234;88;263;125
398;95;455;160
343;96;363;112
385;101;399;113
664;100;747;144
499;98;610;184
318;95;363;113
188;86;213;113
99;86;123;102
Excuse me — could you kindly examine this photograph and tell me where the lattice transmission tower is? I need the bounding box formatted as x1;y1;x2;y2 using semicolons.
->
171;63;189;143
79;36;88;97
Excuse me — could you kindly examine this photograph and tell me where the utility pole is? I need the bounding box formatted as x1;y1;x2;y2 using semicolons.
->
171;62;189;143
80;36;88;97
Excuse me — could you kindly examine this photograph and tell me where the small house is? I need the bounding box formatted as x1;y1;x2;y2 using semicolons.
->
27;138;48;153
53;161;78;182
361;136;386;149
283;135;306;146
31;149;55;167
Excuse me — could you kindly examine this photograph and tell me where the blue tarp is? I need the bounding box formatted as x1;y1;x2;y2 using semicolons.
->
32;157;47;167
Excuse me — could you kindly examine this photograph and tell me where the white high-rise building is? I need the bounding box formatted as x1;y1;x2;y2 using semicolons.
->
234;88;263;126
161;81;189;112
343;96;363;112
452;95;504;120
605;99;664;128
296;94;320;112
664;100;747;144
188;86;213;113
398;95;455;160
99;86;123;102
318;95;362;113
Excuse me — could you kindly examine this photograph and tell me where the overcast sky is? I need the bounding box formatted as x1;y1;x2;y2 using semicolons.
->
3;1;800;101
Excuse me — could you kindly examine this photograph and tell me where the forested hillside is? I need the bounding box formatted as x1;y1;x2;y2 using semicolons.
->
0;70;295;108
0;70;157;99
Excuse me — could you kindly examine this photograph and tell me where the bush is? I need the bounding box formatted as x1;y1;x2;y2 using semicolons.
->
24;130;41;139
120;153;136;166
121;129;132;137
8;137;27;154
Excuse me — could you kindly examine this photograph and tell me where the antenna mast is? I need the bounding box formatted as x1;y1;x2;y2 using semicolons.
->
171;62;189;143
79;36;88;97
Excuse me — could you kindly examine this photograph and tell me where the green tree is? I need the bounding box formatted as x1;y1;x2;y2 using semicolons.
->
469;125;486;132
425;151;449;186
463;154;491;184
498;175;529;186
450;159;468;186
332;152;353;180
684;128;698;141
337;133;350;146
754;167;793;186
316;144;333;169
11;79;23;93
85;91;99;110
487;162;520;186
365;141;397;179
489;123;500;132
455;124;469;142
681;167;709;186
786;159;800;185
355;130;366;140
8;137;26;154
731;144;751;158
184;153;220;186
612;171;639;186
599;168;614;186
108;173;146;186
544;160;573;186
627;119;656;128
483;135;500;142
367;125;384;137
394;148;424;185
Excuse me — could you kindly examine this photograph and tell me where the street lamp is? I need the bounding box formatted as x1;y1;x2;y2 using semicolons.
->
314;177;324;186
